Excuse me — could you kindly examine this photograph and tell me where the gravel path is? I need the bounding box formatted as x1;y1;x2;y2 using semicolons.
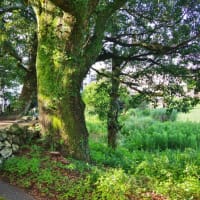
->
0;180;35;200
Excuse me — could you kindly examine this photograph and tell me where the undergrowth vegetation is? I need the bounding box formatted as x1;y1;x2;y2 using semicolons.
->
0;107;200;200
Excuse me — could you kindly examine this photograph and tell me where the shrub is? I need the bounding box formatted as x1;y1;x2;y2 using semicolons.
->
93;169;130;200
151;108;177;122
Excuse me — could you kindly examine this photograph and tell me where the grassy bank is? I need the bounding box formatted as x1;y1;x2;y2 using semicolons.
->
0;108;200;200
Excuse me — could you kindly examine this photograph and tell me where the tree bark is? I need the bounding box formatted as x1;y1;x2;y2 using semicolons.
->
107;58;122;149
29;0;127;161
33;1;91;161
19;33;38;116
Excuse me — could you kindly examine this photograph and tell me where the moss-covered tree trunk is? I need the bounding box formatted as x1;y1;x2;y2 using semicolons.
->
29;0;126;161
33;2;89;160
107;58;122;149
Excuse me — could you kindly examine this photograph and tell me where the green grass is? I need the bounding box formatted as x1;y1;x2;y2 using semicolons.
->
87;109;200;199
1;142;199;200
120;121;200;151
1;109;200;200
178;104;200;122
0;197;6;200
86;113;107;143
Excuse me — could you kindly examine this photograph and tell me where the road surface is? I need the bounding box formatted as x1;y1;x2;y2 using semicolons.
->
0;180;35;200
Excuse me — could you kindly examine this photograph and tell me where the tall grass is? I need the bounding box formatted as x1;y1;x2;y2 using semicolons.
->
120;121;200;151
119;107;200;151
87;107;200;199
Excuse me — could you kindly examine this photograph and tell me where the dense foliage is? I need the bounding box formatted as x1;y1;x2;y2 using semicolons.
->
83;81;129;120
0;0;37;113
1;0;199;159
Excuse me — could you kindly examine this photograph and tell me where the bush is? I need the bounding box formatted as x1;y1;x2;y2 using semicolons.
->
151;108;177;122
90;141;200;199
83;81;110;120
93;169;130;200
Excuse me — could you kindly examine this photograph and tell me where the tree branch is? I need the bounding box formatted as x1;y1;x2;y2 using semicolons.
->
91;67;111;78
105;32;200;55
81;0;128;76
2;41;28;72
96;48;153;62
0;5;23;14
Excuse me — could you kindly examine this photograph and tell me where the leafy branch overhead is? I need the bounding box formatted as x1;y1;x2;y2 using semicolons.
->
94;0;200;100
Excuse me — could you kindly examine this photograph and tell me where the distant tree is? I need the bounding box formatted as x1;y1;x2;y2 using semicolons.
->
0;0;37;115
95;0;200;148
83;80;128;121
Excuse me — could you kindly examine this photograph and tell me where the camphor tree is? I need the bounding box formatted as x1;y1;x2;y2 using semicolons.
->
22;0;127;161
0;0;37;115
94;0;200;148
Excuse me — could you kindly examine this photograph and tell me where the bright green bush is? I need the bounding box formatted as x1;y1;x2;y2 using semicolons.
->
62;176;93;200
93;169;130;200
90;141;200;199
83;81;110;120
83;81;130;120
156;177;200;200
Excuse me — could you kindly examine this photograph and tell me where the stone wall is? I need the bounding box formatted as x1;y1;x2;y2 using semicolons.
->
0;123;38;164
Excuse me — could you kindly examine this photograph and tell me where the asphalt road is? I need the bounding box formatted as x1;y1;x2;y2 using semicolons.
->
0;180;35;200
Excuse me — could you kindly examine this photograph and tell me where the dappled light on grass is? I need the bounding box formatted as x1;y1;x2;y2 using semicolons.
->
177;104;200;123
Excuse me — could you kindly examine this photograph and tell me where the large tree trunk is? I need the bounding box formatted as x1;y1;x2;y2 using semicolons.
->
29;0;126;161
107;58;122;149
38;76;90;161
34;2;90;161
